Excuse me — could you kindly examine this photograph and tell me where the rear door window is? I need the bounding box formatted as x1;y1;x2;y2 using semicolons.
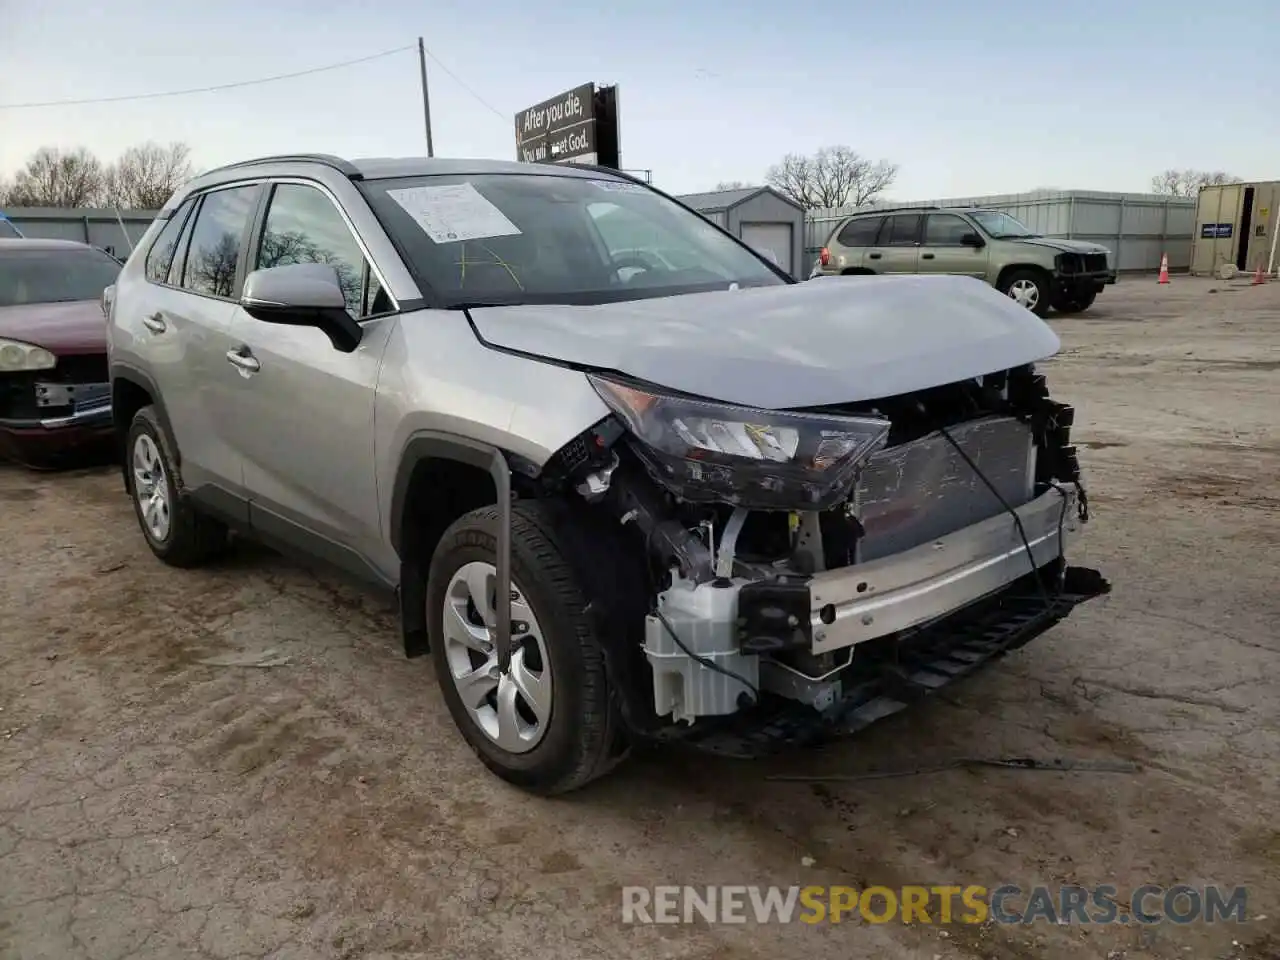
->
882;214;922;246
835;217;884;247
179;185;260;299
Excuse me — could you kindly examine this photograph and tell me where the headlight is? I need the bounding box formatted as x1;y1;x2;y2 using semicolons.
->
0;338;57;372
588;374;891;510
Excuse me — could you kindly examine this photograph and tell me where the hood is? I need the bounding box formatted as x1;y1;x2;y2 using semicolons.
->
467;274;1060;410
1012;236;1109;255
0;299;107;355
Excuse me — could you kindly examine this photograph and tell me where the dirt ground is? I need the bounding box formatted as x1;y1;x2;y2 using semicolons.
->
1;276;1277;960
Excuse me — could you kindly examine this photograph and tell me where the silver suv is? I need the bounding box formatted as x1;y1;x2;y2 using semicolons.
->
105;154;1110;794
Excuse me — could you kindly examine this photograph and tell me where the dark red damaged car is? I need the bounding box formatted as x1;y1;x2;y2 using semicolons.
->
0;239;121;467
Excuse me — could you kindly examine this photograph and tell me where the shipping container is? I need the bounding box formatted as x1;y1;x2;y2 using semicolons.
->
1190;181;1280;277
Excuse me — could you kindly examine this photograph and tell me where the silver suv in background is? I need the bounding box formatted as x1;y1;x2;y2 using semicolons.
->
106;154;1109;794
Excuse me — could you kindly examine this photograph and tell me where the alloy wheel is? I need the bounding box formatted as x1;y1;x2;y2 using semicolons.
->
1008;278;1040;310
132;433;171;542
441;561;552;754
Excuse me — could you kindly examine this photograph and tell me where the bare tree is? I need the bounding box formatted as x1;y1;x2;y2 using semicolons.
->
104;141;194;209
5;147;105;207
1150;169;1242;198
766;146;898;210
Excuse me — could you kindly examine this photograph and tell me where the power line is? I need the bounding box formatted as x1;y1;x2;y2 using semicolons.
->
0;45;414;110
419;43;509;122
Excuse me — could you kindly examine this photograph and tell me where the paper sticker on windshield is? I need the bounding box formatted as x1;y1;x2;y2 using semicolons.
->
591;180;648;194
386;182;521;244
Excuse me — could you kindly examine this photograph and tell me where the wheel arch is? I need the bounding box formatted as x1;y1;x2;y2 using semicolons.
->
391;431;515;658
110;363;177;489
996;262;1054;291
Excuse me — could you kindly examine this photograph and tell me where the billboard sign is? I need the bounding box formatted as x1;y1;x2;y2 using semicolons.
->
515;83;620;169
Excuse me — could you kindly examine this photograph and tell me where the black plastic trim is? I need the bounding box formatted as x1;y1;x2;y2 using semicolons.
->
247;500;394;590
187;483;250;527
389;431;512;661
109;361;178;470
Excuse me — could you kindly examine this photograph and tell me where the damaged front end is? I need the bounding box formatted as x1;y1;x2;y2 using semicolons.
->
544;364;1111;757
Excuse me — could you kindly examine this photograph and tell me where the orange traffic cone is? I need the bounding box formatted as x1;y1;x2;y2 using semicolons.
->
1158;253;1169;284
1252;263;1266;285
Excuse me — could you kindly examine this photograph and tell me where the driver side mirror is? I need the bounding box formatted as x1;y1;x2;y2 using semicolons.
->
240;263;363;353
960;232;985;249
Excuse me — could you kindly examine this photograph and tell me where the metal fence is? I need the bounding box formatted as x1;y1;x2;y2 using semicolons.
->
0;207;158;259
804;190;1197;277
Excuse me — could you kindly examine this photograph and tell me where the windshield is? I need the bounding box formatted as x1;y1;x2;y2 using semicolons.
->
0;248;121;307
359;173;786;307
968;211;1039;239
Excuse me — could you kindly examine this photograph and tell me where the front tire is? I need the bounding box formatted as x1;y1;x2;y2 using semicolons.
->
999;268;1051;317
426;500;625;794
1053;288;1098;314
125;406;227;567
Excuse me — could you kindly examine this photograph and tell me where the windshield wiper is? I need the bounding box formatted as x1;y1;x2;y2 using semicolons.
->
446;300;514;311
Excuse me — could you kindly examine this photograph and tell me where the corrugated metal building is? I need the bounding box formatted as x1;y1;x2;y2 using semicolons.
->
676;186;806;279
0;207;157;258
805;190;1196;277
1190;181;1280;277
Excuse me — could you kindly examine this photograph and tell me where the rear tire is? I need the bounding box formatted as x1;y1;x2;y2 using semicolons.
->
426;500;625;795
999;268;1051;317
125;406;228;567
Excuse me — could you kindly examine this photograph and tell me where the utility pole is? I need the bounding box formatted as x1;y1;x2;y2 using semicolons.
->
417;37;435;158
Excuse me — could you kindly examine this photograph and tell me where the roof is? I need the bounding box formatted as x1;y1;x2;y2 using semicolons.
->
675;185;803;214
0;238;97;252
197;153;629;184
351;157;615;181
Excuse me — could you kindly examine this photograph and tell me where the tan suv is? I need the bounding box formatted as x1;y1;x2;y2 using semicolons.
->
813;206;1116;316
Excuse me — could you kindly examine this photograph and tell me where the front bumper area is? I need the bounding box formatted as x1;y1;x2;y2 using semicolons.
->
808;484;1079;654
0;385;114;465
663;563;1111;758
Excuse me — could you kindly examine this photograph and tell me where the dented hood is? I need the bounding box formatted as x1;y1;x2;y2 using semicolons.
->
466;274;1060;410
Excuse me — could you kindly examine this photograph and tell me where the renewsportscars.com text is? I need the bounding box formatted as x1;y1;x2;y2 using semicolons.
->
621;884;1248;926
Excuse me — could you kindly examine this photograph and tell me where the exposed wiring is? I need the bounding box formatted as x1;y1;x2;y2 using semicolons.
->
655;607;761;706
0;45;414;110
930;413;1053;611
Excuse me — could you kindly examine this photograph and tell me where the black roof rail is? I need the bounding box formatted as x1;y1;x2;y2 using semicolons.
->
203;153;363;180
844;204;942;216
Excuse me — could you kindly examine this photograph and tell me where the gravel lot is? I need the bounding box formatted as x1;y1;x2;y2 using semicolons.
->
2;276;1277;960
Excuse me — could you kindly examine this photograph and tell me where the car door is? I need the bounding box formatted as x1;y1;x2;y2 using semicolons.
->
866;213;922;274
829;216;884;272
223;180;397;582
129;184;262;512
918;213;989;279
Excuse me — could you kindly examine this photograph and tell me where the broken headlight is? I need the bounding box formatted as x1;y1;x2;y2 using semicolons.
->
588;374;890;510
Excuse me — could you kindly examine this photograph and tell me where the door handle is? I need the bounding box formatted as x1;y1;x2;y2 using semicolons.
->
921;253;936;260
868;252;882;260
141;312;166;334
225;348;261;376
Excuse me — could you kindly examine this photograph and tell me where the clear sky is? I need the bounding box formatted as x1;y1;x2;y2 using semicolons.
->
2;0;1277;200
